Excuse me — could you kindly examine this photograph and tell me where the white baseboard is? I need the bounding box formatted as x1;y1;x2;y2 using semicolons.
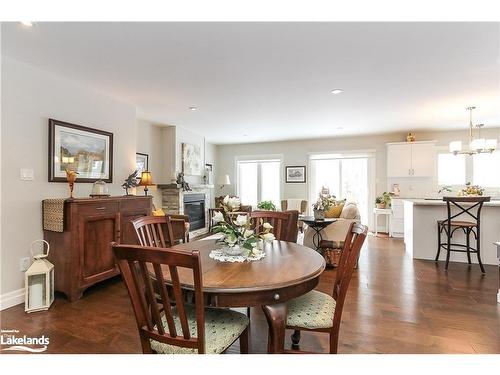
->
0;288;24;311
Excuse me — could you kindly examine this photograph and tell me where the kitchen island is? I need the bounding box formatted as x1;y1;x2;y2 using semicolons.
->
403;199;500;266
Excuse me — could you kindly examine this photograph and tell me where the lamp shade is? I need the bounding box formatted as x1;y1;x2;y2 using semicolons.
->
217;174;231;185
139;171;154;186
449;141;462;153
485;139;497;151
470;138;485;152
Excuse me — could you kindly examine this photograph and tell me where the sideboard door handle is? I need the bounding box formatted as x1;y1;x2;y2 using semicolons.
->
96;207;106;210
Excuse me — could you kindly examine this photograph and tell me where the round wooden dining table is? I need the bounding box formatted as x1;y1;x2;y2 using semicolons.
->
157;238;325;353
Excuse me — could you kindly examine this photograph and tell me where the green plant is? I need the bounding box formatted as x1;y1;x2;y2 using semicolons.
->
257;200;277;211
375;192;392;206
438;186;452;194
312;193;337;211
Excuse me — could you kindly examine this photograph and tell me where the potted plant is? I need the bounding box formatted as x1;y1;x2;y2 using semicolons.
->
257;200;277;211
375;192;392;209
312;193;336;220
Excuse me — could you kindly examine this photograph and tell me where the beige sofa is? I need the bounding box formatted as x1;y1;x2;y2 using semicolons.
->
303;202;361;250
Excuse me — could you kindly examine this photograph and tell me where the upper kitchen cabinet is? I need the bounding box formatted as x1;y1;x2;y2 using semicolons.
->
387;141;436;177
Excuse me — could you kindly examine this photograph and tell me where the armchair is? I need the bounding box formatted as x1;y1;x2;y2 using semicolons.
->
281;199;307;232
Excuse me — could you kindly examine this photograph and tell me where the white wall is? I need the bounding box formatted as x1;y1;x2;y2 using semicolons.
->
1;56;137;298
136;120;164;209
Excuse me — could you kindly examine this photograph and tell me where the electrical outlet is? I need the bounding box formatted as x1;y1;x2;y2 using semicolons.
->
20;257;31;272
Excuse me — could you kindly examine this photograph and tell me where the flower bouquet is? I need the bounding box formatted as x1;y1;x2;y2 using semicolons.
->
212;196;275;257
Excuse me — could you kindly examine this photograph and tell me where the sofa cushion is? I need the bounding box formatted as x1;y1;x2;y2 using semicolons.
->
340;202;360;220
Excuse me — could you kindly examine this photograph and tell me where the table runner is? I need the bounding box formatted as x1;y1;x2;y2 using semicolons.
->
42;198;66;232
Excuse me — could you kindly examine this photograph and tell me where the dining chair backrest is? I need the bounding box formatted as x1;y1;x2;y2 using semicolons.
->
132;216;174;248
112;243;205;353
332;223;367;326
166;214;190;244
249;210;297;241
442;196;490;227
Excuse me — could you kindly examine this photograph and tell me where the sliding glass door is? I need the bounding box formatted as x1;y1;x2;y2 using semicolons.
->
309;153;374;226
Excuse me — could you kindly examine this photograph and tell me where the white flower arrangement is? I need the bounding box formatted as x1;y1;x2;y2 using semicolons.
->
212;195;275;255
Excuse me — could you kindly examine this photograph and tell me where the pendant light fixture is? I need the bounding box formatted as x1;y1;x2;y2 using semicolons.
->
449;107;497;155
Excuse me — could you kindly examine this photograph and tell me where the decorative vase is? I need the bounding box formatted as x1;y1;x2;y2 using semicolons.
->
376;203;386;209
313;209;325;220
65;169;78;199
221;244;246;256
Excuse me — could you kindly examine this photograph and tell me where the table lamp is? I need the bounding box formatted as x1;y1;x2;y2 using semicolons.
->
217;174;231;190
139;171;154;195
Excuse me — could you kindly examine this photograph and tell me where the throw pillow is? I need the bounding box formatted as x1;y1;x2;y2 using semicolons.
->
325;203;344;218
152;208;166;216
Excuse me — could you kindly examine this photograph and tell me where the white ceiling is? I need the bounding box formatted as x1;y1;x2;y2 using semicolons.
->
2;22;499;144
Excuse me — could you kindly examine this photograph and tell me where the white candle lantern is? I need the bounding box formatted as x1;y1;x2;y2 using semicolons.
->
25;240;54;313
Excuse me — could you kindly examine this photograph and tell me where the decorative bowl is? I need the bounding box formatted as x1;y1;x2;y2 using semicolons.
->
221;245;246;256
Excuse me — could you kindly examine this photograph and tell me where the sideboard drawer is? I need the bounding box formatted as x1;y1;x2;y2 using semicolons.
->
78;202;120;216
120;197;151;212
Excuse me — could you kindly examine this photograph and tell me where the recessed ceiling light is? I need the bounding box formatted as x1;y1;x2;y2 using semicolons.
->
189;106;198;111
330;89;343;95
20;21;34;27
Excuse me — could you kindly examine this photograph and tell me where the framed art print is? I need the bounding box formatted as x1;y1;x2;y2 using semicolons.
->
48;119;113;182
136;153;149;175
285;165;306;183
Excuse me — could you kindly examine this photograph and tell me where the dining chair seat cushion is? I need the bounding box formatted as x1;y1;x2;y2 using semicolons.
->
150;305;249;354
286;290;336;329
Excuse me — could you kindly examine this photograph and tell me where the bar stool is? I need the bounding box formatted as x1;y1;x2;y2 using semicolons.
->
435;196;490;273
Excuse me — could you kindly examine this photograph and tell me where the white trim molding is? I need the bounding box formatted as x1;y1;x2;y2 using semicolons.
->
0;288;25;311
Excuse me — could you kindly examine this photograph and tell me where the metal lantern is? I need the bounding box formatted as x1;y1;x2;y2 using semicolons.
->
25;240;54;313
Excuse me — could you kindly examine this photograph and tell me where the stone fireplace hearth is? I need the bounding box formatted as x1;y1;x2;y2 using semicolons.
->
157;183;213;238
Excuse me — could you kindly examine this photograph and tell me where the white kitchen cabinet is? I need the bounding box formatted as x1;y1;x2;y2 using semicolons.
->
389;198;405;238
386;141;436;177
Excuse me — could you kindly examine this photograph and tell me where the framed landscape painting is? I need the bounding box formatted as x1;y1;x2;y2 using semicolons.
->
285;165;306;183
48;119;113;182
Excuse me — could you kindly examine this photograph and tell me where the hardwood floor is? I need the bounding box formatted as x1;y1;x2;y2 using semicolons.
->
1;235;498;354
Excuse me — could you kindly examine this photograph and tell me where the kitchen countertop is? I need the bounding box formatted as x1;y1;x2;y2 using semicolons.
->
403;198;500;207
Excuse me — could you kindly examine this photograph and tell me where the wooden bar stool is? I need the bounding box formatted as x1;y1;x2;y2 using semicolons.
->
436;196;490;273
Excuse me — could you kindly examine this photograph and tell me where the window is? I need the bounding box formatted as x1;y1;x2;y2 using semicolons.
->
437;153;466;186
473;152;500;188
237;159;281;207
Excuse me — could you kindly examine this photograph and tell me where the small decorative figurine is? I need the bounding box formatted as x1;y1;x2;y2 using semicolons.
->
406;132;416;142
65;169;78;198
176;172;192;192
122;170;140;195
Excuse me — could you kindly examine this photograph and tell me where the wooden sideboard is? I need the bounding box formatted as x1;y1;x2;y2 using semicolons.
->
44;196;152;301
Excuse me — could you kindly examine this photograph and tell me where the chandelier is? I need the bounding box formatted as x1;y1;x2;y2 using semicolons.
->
449;107;497;155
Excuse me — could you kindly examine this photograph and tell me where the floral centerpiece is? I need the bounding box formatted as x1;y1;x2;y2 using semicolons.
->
212;196;276;256
312;192;337;220
458;182;484;196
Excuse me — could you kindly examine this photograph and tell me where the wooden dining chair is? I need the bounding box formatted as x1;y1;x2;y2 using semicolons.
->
132;215;189;248
132;216;174;248
249;210;298;242
112;243;249;354
285;222;368;354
